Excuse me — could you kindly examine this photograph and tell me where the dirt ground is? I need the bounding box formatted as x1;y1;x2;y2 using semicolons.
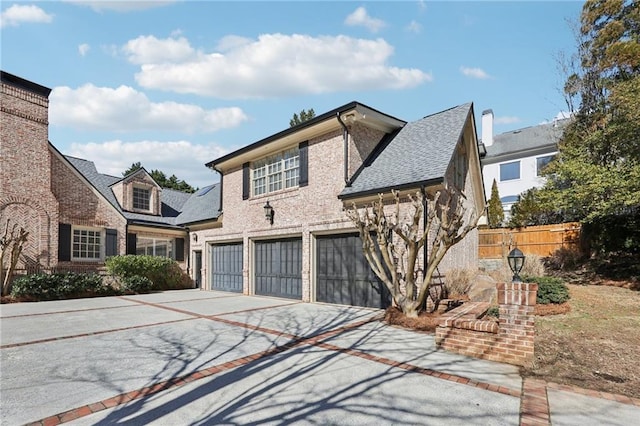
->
384;283;640;399
524;284;640;398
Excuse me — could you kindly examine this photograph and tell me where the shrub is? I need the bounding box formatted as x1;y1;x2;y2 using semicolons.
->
10;272;116;301
105;255;192;291
121;275;154;293
523;275;570;305
520;254;546;278
444;268;475;297
485;306;500;318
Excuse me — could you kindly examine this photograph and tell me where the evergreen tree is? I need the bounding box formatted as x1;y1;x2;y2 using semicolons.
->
487;179;504;228
541;0;640;223
289;108;316;127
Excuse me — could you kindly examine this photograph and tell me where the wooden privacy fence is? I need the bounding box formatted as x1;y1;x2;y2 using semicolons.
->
479;222;581;259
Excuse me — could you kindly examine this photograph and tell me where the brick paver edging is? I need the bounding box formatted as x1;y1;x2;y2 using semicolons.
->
0;317;196;349
520;378;551;426
0;303;135;319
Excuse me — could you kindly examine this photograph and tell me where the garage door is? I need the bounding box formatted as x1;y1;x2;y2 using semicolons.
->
211;243;243;292
254;238;302;299
316;234;390;309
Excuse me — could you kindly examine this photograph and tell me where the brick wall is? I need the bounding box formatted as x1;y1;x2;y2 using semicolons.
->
1;78;59;268
50;153;127;257
435;281;537;367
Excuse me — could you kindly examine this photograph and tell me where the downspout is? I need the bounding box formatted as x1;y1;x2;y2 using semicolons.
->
212;165;223;214
421;186;427;282
337;112;351;186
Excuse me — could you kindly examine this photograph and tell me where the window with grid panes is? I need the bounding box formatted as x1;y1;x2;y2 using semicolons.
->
252;148;299;196
133;186;151;210
72;227;102;260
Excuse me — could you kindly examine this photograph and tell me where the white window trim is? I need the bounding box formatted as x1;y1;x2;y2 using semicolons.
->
499;160;521;182
71;226;104;262
252;148;300;197
132;184;153;213
136;236;175;259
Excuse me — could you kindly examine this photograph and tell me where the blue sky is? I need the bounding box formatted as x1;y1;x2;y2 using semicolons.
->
1;1;584;188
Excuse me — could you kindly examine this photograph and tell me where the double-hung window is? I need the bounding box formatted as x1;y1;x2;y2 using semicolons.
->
252;148;299;196
72;227;102;261
133;186;151;211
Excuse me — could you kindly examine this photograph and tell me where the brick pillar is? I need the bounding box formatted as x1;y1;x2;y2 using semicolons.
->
496;282;538;367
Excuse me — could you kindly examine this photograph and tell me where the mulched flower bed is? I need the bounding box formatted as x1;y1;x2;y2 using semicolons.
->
383;306;442;332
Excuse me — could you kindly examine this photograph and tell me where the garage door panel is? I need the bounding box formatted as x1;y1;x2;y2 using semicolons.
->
211;243;243;292
255;239;302;299
316;234;390;309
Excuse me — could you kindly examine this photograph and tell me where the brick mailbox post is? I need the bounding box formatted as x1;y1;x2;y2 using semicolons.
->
435;281;538;367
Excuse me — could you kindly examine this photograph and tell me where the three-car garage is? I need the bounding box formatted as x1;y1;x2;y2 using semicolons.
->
207;234;389;309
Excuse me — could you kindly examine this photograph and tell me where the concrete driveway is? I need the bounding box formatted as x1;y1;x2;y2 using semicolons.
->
1;290;638;425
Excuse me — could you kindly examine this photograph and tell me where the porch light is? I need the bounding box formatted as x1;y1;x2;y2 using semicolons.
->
507;247;525;283
264;201;274;225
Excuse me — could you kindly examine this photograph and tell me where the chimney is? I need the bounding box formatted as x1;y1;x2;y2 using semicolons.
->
482;109;494;147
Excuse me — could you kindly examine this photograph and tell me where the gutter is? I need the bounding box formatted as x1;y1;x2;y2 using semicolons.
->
337;112;351;186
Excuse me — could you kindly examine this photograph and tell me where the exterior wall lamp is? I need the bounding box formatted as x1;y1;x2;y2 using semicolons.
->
264;201;274;225
192;233;197;242
507;247;525;282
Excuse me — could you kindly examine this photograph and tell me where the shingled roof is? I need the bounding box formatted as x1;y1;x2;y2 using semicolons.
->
339;102;473;198
483;118;570;163
62;153;220;227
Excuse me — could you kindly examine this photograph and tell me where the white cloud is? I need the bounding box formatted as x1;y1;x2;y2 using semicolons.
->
344;7;386;33
418;0;427;12
78;43;90;56
460;66;491;79
0;4;53;28
69;139;227;188
65;1;176;13
406;20;422;34
50;84;248;133
494;116;521;125
129;34;431;99
122;35;196;64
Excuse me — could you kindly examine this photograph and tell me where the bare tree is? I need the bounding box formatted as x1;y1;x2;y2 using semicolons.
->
346;187;478;318
1;219;29;296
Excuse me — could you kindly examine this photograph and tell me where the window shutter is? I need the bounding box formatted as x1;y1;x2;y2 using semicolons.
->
58;223;71;261
126;233;137;255
242;162;250;200
299;141;308;187
175;238;185;261
105;229;118;257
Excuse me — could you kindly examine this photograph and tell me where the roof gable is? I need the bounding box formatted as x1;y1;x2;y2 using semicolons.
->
340;103;473;198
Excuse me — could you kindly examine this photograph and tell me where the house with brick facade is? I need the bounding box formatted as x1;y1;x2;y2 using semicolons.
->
193;101;486;308
0;71;219;279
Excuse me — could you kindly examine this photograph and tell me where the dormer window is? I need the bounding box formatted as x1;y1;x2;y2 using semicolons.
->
252;148;300;197
133;186;151;211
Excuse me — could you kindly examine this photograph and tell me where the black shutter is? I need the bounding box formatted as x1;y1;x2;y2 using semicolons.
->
58;223;71;261
242;162;250;200
175;238;185;261
105;229;118;257
299;141;308;187
126;233;137;255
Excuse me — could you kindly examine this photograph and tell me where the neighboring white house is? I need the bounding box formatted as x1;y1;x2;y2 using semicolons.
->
480;109;570;218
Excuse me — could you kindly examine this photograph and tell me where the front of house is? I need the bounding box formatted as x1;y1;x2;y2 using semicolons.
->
2;70;485;306
192;102;485;308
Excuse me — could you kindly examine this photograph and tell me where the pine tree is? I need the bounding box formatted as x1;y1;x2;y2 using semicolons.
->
487;179;504;228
